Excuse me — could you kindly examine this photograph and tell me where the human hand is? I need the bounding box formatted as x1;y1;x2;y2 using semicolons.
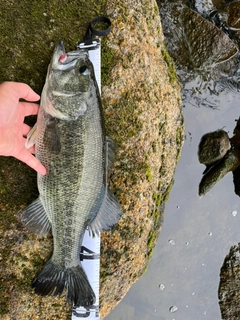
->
0;81;46;175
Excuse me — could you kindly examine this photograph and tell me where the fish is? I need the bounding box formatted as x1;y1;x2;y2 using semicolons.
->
21;40;122;307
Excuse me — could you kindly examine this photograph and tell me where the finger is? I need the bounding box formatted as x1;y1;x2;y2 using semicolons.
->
2;81;40;102
14;149;46;175
22;123;32;137
23;136;36;152
20;101;40;117
28;145;36;154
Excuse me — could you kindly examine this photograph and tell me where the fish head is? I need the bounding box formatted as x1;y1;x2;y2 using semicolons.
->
41;40;96;120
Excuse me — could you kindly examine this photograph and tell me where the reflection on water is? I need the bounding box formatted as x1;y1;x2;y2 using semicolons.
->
105;1;240;320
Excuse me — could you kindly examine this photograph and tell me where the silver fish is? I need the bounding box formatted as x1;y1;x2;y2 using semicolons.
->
21;40;122;307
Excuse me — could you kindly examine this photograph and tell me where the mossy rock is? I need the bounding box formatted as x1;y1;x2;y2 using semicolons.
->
0;0;183;319
219;243;240;319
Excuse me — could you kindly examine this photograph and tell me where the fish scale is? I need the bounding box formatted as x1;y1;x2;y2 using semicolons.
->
21;40;122;307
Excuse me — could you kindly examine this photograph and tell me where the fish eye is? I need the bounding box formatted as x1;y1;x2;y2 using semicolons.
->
79;65;88;75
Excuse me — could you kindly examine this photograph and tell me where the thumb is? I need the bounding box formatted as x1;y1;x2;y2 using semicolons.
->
3;82;40;102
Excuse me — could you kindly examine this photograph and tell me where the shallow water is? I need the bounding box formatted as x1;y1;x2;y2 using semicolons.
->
105;75;240;320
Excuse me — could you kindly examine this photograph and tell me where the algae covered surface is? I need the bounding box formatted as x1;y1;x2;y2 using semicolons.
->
0;0;108;92
0;0;183;319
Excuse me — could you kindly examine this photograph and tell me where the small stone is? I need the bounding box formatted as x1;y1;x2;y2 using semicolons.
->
198;130;229;166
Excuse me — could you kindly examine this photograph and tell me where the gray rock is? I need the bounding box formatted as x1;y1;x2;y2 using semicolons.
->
198;124;240;196
219;243;240;320
199;149;240;196
198;129;230;166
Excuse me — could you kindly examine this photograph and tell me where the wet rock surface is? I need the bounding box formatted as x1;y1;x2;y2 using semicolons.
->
211;1;240;31
199;148;240;196
197;120;240;196
198;129;229;167
158;0;238;72
158;0;240;99
225;2;240;30
0;0;183;319
219;242;240;320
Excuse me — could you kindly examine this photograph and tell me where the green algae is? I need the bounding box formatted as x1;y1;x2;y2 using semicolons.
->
0;157;38;232
0;0;108;90
101;38;119;86
161;47;179;85
146;166;153;182
0;280;9;314
147;231;156;248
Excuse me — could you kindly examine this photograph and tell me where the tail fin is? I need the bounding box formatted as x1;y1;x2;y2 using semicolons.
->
66;266;96;307
32;260;96;307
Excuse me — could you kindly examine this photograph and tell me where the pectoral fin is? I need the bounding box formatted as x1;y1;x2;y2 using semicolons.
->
25;123;37;149
44;117;61;153
21;197;51;237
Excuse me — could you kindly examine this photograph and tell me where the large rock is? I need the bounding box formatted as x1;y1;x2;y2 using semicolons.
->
0;0;183;319
159;1;238;71
219;243;240;319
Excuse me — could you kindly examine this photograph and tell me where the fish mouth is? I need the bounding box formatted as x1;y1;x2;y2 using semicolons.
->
51;40;66;69
52;91;77;97
57;40;65;54
50;40;89;71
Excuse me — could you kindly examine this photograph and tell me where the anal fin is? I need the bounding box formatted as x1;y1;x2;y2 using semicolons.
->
21;197;51;237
